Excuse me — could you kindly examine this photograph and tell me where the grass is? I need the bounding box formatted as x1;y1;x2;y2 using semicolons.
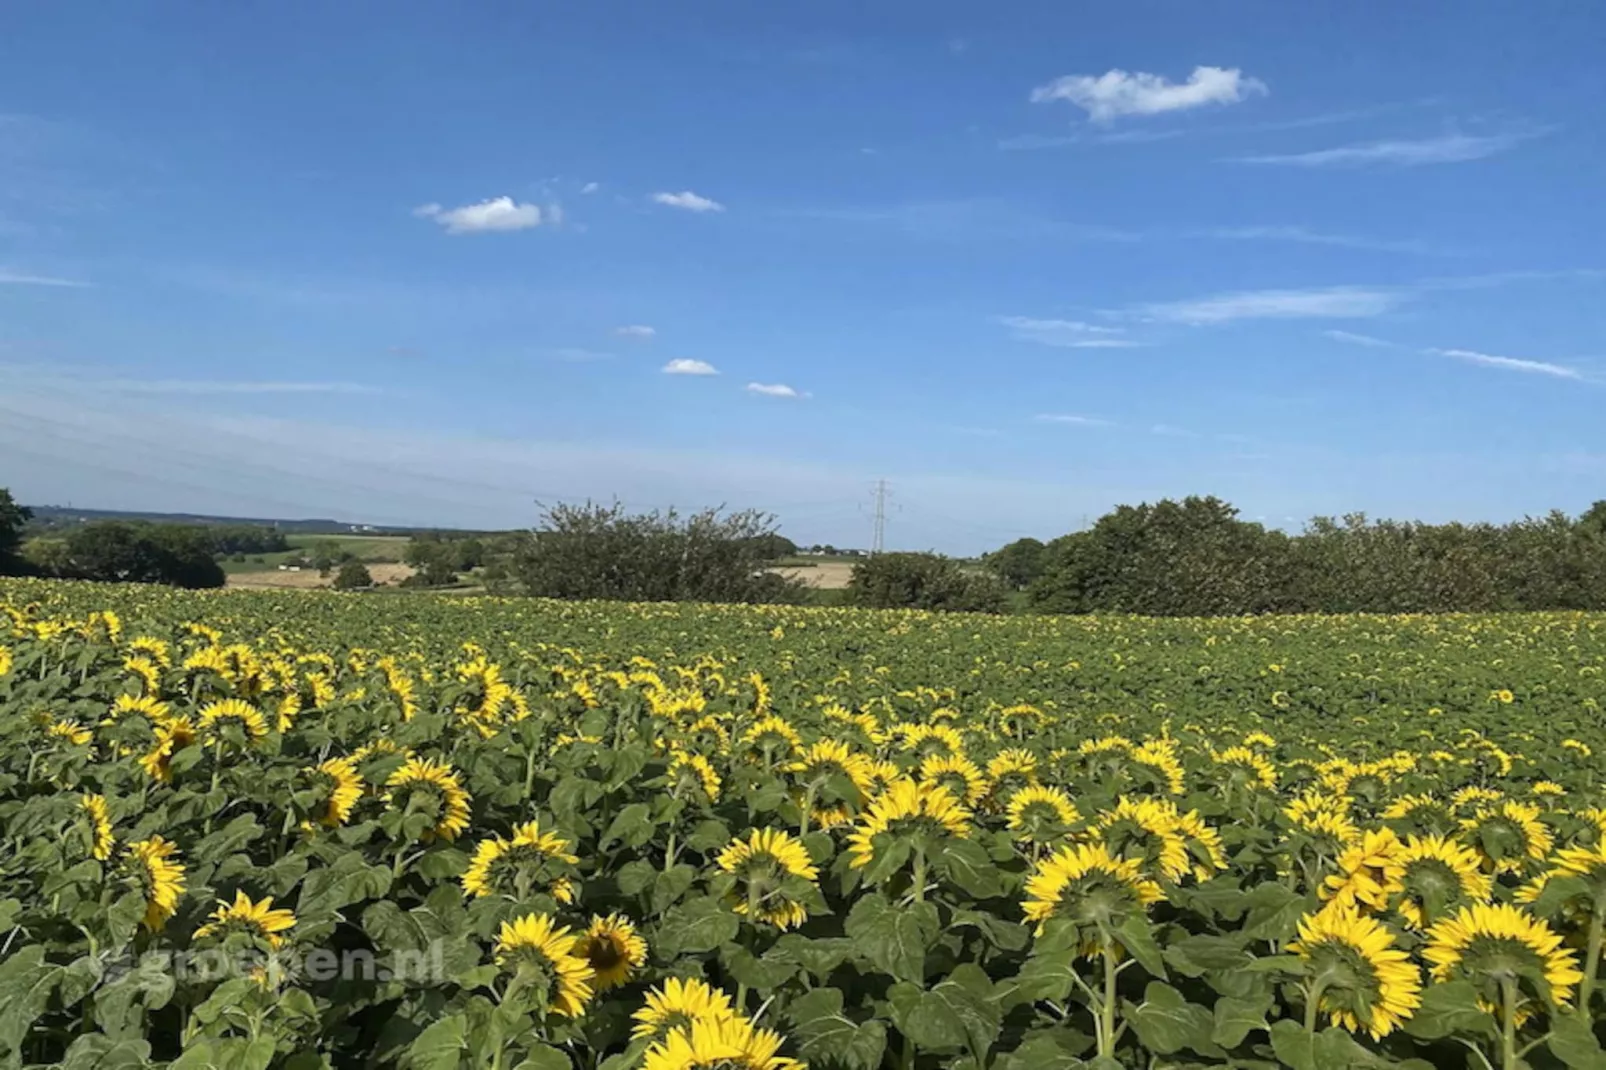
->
219;534;410;574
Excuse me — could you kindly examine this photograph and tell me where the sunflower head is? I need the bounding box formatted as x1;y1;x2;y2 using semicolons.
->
717;828;819;930
1289;906;1422;1039
1383;834;1492;930
193;890;297;949
196;698;269;747
1459;801;1554;875
461;819;579;902
917;754;989;807
1005;785;1082;846
641;1014;804;1070
1424;903;1583;1018
307;756;364;827
125;835;186;931
631;977;738;1041
845;777;972;872
384;757;472;841
576;913;648;992
669;748;724;803
81;793;115;861
1023;841;1163;950
1095;796;1193;884
493;912;594;1019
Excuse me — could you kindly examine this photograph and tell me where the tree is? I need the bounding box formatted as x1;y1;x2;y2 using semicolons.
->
54;522;225;588
0;487;32;574
333;560;374;590
848;552;1007;613
514;502;805;604
985;537;1047;589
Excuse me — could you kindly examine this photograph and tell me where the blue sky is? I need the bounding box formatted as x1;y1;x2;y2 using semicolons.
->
2;1;1603;553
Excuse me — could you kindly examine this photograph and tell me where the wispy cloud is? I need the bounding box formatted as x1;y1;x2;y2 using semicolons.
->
1000;316;1144;349
1429;347;1584;380
545;347;612;363
1134;286;1402;325
652;190;725;213
112;380;379;395
1149;423;1199;438
1034;413;1113;427
614;325;656;339
1194;226;1439;255
747;382;805;398
1323;330;1590;382
413;196;546;234
783;200;1135;243
0;269;90;287
1031;66;1267;122
663;359;718;376
1233;128;1549;168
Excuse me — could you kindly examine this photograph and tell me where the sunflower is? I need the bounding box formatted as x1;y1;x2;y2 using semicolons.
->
126;836;186;931
1210;746;1278;791
308;756;364;827
894;723;966;761
1094;796;1193;884
1532;781;1567;801
123;656;162;694
81;793;115;860
1021;841;1163;944
493;912;594;1018
631;977;738;1040
574;913;648;991
1321;827;1403;913
641;1015;804;1070
846;777;972;870
741;716;801;760
984;749;1039;809
112;692;174;726
47;718;93;746
461;819;579;901
717;828;819;930
917;754;989;807
1130;740;1186;796
196;698;269;744
669;748;723;802
384;757;472;841
0;645;12;678
1459;801;1554;875
1383;835;1492;930
193;890;297;949
1424;903;1583;1015
787;739;873;827
138;719;196;783
1288;906;1422;1039
1380;794;1457;837
1006;784;1082;845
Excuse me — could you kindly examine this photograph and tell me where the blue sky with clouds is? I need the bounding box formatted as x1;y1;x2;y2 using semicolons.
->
2;1;1603;552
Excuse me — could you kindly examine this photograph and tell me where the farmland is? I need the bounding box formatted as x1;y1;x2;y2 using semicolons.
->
1;578;1604;1069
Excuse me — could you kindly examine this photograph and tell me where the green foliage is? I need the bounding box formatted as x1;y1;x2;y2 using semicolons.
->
847;551;1007;612
513;502;805;604
333;560;375;590
39;521;226;588
0;489;31;575
986;537;1047;590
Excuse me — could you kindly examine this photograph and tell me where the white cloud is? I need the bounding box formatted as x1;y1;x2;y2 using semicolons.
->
652;190;725;213
1198;226;1436;255
1000;316;1144;348
1429;347;1585;381
663;359;718;376
614;325;656;339
1322;329;1395;348
413;196;545;234
746;382;805;398
580;181;600;194
1233;130;1544;168
0;269;89;287
1031;66;1266;122
1034;413;1112;427
1136;285;1401;325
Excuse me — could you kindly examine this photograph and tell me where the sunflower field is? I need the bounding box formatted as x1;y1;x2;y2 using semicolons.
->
2;578;1605;1070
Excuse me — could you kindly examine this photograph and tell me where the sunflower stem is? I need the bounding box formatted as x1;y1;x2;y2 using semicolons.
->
910;845;927;903
1099;943;1120;1059
1499;976;1518;1070
664;831;677;872
1581;905;1604;1010
1303;978;1328;1037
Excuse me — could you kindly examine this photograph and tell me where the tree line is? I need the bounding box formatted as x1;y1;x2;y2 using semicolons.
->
985;495;1606;615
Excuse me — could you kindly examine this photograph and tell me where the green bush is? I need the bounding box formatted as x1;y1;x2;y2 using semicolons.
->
848;551;1007;613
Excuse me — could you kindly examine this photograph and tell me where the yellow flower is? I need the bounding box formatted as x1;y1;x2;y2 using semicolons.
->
716;828;819;930
1005;785;1082;843
1458;801;1553;874
196;698;269;743
669;748;723;802
741;716;801;758
193;890;297;948
47;719;93;746
309;757;364;827
1490;689;1515;704
631;977;738;1040
1289;907;1421;1039
1321;827;1403;913
917;753;989;806
493;912;593;1018
642;1015;804;1070
384;757;472;841
574;913;648;991
139;718;196;783
846;777;972;869
126;836;186;931
81;794;115;860
1210;746;1278;790
1424;903;1583;1013
1021;841;1162;943
1094;796;1193;883
461;820;578;900
0;645;11;678
1382;835;1492;930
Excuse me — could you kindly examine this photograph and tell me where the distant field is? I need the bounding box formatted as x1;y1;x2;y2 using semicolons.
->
769;561;855;589
220;534;411;578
